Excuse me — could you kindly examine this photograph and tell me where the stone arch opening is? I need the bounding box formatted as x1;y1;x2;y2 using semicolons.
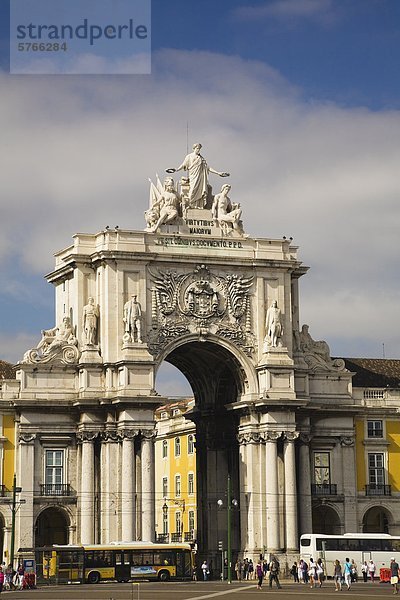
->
312;504;341;534
160;339;250;563
362;506;391;533
35;507;70;547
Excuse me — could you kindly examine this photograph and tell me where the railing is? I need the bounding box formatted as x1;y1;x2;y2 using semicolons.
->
0;485;8;497
365;484;391;496
156;533;169;543
170;533;182;543
184;531;194;542
311;483;338;496
39;483;73;496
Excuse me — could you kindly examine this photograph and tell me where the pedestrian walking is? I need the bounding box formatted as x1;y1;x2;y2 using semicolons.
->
316;557;324;587
390;557;399;595
235;559;242;581
309;558;317;589
248;559;254;580
256;560;264;589
333;559;342;592
344;557;352;590
268;555;282;589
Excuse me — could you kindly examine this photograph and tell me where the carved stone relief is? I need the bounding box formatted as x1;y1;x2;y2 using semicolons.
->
21;316;80;365
148;264;255;357
295;324;346;372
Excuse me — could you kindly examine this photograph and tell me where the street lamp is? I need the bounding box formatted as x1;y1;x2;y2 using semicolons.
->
6;474;26;569
217;474;238;584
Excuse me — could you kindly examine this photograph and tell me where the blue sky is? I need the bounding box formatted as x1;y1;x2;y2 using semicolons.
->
1;0;400;394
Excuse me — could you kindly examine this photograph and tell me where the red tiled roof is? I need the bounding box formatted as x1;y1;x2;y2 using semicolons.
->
343;358;400;388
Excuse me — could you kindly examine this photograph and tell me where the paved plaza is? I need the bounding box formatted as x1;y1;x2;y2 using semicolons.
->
1;580;396;600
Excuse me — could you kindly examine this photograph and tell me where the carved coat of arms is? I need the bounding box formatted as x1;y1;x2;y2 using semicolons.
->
149;265;254;356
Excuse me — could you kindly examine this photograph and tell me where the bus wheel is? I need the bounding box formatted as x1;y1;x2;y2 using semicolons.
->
158;570;170;582
87;571;100;584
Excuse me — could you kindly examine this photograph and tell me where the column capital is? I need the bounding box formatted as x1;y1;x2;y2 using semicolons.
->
299;432;312;444
340;435;355;447
101;430;119;442
18;432;36;444
141;429;157;440
284;431;300;442
118;428;140;440
262;431;282;442
76;430;99;443
237;431;262;445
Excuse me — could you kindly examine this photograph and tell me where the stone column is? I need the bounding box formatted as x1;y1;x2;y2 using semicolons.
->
340;436;357;532
100;430;119;543
17;433;36;554
120;428;138;541
264;431;281;552
237;431;264;553
298;434;313;536
284;432;299;551
141;430;156;542
78;431;97;544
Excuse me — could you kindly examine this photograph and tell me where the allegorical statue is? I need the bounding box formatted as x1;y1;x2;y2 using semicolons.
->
166;142;229;208
211;184;243;234
298;324;330;362
82;297;99;345
265;300;283;348
123;294;143;344
37;316;76;354
145;177;181;233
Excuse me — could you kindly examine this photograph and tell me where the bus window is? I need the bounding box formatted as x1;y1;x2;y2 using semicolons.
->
123;551;131;565
144;552;153;565
367;539;382;551
382;539;393;552
161;552;175;566
392;540;400;552
103;551;113;567
116;553;122;566
348;539;360;552
85;551;94;567
301;537;311;547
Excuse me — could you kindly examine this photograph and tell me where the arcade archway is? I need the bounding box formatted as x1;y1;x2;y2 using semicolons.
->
362;506;390;533
161;339;249;561
312;504;341;535
35;507;70;547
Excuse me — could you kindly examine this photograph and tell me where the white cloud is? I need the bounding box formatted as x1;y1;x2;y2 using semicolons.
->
0;48;400;362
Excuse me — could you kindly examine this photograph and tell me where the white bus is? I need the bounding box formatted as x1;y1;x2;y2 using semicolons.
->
300;533;400;578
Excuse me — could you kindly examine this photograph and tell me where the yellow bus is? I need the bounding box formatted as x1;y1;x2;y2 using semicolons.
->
35;541;194;584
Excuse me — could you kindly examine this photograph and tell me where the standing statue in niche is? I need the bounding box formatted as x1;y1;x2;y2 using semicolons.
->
211;184;243;235
166;142;229;208
265;300;283;348
123;295;143;344
82;297;99;345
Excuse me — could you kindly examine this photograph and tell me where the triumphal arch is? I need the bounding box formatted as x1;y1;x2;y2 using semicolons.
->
10;143;357;564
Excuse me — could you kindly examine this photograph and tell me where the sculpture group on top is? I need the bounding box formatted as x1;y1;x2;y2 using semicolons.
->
295;324;346;372
144;143;244;236
22;315;80;365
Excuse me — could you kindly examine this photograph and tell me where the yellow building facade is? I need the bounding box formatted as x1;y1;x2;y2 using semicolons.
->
155;399;197;543
0;360;17;563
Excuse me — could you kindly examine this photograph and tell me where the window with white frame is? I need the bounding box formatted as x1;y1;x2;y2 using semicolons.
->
175;511;182;534
313;451;330;485
162;439;168;458
368;453;385;486
188;434;195;454
367;420;383;438
175;474;181;497
175;437;181;457
188;472;194;495
162;476;168;497
188;510;195;533
45;449;64;491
